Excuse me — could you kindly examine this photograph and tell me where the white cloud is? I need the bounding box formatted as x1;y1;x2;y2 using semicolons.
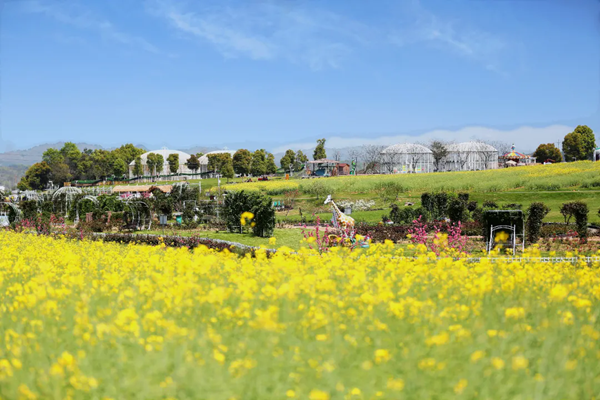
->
146;0;371;70
272;125;573;154
20;0;160;54
388;2;508;74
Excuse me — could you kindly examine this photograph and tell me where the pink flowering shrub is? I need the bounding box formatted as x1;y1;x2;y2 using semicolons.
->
407;216;468;256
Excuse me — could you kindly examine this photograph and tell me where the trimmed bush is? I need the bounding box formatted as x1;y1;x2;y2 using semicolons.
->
421;192;450;221
482;200;498;209
458;193;469;203
526;202;550;243
433;192;450;220
223;190;275;238
467;201;478;212
560;201;589;240
389;204;414;225
448;197;467;223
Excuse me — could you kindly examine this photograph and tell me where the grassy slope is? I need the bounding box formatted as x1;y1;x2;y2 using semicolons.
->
269;162;600;224
108;162;600;223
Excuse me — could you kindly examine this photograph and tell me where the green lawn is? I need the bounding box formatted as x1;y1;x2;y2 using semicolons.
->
137;228;306;249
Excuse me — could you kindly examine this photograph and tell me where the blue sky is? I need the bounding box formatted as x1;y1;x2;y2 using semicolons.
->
1;0;599;153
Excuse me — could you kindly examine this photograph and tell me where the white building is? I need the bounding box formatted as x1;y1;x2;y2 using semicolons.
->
128;148;193;178
198;150;238;176
444;142;498;171
380;144;434;173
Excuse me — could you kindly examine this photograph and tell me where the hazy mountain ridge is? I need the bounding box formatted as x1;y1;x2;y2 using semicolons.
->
0;142;107;167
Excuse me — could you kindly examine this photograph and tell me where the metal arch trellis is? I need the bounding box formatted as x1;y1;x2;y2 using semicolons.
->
485;210;526;254
125;199;152;230
75;195;99;223
52;187;83;217
0;202;22;225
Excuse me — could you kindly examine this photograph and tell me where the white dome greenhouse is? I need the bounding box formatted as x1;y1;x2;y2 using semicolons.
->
380;143;434;173
445;141;498;171
128;148;192;178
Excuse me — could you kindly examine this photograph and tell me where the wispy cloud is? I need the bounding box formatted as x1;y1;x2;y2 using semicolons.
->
388;1;508;74
146;0;372;70
20;0;160;54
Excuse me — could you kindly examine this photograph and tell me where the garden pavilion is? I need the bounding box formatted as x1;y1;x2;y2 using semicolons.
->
445;141;499;171
380;143;434;173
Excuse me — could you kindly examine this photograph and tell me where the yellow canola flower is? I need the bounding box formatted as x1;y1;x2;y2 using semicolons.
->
550;284;569;301
0;230;598;398
454;378;468;394
309;389;330;400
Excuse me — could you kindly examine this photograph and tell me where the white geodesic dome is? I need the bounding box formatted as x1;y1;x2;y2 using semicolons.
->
445;141;498;171
380;143;434;173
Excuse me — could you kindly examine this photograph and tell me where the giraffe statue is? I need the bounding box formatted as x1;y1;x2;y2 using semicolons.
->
324;195;355;231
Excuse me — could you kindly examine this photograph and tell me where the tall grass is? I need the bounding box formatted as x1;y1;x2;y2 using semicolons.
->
222;161;600;195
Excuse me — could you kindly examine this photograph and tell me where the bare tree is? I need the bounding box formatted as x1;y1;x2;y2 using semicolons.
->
482;140;509;168
348;148;362;174
485;140;511;157
429;140;449;172
406;143;428;173
473;141;498;170
361;144;385;174
380;151;399;174
333;150;342;162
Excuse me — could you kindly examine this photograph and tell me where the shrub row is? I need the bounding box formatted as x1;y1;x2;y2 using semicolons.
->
95;233;275;257
355;221;482;243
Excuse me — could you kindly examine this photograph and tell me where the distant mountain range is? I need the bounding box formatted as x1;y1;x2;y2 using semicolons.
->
0;142;108;167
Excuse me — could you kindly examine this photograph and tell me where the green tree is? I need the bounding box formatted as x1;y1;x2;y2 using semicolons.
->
133;156;144;177
112;158;128;178
429;140;449;171
313;139;327;160
112;144;145;164
50;162;72;186
573;125;596;160
266;153;277;174
60;142;81;175
295;150;308;172
232;149;252;175
146;153;165;176
17;162;52;190
563;131;585;162
280;149;296;170
167;153;180;174
185;155;200;173
221;161;235;181
76;153;94;180
196;152;205;158
42;148;64;165
154;154;164;175
533;143;562;163
207;153;232;173
91;149;114;179
251;150;267;176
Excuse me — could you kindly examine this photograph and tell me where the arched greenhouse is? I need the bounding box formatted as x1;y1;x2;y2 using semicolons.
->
380;144;434;173
445;141;498;172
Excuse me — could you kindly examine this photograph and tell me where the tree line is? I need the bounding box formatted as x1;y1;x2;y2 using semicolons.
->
18;143;146;190
532;125;596;163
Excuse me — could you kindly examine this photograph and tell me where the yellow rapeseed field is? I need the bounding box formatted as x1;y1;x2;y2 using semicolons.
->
1;231;600;399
